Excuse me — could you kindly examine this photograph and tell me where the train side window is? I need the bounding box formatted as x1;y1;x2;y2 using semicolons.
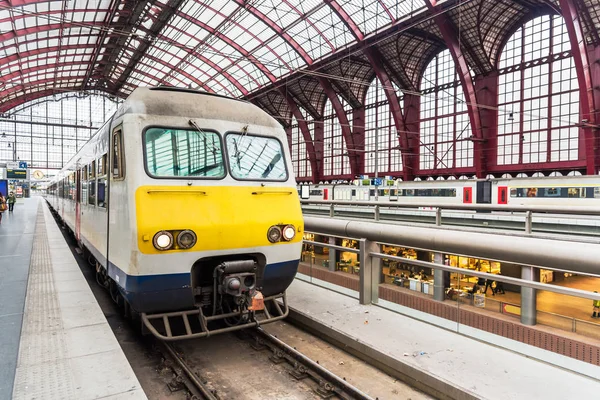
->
98;154;108;208
112;128;125;179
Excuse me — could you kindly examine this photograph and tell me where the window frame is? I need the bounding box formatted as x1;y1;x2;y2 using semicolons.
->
224;131;289;182
141;125;227;180
112;127;125;180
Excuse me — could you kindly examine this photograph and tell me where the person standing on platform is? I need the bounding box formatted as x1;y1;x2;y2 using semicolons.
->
0;193;6;224
7;191;16;212
593;292;600;318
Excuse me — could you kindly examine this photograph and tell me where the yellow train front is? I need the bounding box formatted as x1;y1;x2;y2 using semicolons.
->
49;87;303;340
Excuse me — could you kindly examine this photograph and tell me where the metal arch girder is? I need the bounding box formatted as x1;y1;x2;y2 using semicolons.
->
323;0;364;41
278;87;322;182
172;6;277;84
425;0;486;179
0;44;94;70
148;24;249;95
105;40;227;95
0;7;108;25
111;0;190;93
0;78;92;113
0;60;91;83
363;47;415;181
0;57;203;95
317;76;360;176
81;0;121;89
558;0;599;174
232;0;313;65
0;21;106;43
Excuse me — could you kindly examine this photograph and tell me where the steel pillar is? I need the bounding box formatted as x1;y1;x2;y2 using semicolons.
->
558;0;599;174
521;265;538;326
433;252;445;301
359;238;381;305
328;237;337;272
425;0;487;178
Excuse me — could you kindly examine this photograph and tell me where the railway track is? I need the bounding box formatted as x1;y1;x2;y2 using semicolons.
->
159;327;374;400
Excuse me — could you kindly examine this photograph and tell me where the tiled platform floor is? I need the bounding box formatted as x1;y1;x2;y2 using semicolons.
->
1;198;146;400
286;278;600;400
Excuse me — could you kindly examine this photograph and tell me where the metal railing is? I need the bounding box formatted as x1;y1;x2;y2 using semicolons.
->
301;199;600;235
300;215;600;339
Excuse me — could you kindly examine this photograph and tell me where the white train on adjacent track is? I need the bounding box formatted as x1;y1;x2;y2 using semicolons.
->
300;175;600;207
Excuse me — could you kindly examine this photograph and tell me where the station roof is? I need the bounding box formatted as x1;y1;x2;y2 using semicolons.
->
1;0;599;122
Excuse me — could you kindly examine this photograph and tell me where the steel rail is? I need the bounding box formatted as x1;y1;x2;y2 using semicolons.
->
251;327;375;400
301;199;600;215
162;342;218;400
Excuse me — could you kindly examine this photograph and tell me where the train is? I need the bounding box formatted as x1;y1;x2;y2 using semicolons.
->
299;175;600;207
45;87;303;340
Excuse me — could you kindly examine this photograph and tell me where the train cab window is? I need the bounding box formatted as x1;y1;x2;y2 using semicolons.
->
112;129;125;179
225;133;287;181
144;127;224;178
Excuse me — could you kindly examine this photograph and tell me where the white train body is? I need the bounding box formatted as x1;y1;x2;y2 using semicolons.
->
300;175;600;207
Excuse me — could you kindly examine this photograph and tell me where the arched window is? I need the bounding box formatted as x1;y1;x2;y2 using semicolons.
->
322;99;350;176
364;79;403;175
419;49;473;171
0;92;120;169
497;15;579;165
290;115;312;178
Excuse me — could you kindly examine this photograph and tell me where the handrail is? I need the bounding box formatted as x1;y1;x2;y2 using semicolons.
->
304;215;600;277
301;199;600;216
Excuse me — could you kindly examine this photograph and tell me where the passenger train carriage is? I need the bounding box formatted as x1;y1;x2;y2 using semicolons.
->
301;175;600;207
46;87;303;340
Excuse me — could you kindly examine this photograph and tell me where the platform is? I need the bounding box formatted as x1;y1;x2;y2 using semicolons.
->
0;198;146;400
285;278;600;400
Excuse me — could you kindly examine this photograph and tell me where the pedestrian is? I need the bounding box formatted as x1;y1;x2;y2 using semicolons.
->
7;191;16;212
0;193;6;224
593;292;600;318
484;279;495;296
494;272;505;294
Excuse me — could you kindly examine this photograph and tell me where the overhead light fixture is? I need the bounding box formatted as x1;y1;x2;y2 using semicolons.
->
508;112;514;121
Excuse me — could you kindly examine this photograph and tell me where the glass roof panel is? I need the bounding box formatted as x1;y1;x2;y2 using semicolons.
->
337;0;393;34
253;0;298;28
381;0;426;21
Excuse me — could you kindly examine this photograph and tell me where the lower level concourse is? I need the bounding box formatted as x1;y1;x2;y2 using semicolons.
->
300;234;600;342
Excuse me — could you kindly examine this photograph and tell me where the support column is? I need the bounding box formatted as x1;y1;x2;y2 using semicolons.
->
328;237;338;272
352;105;366;175
433;252;445;301
521;265;538;326
359;238;381;305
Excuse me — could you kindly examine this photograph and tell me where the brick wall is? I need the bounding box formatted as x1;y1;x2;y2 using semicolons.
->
298;263;600;366
298;263;360;292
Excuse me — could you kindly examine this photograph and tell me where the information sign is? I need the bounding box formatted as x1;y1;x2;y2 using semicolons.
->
7;169;27;179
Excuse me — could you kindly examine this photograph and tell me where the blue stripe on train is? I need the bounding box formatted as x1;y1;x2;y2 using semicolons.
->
107;258;299;313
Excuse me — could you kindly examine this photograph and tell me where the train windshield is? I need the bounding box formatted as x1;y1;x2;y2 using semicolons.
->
143;127;225;178
225;133;288;181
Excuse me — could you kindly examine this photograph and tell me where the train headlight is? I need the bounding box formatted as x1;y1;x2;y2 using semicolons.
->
282;225;296;241
267;226;282;243
177;230;197;249
153;231;174;251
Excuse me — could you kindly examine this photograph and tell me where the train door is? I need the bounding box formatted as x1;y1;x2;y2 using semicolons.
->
476;181;492;204
75;169;81;241
463;186;472;203
323;188;329;200
498;186;508;205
